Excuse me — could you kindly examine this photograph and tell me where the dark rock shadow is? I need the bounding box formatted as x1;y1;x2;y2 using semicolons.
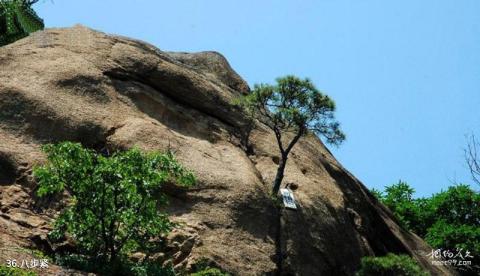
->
0;152;17;186
56;75;111;103
320;160;412;256
230;185;278;241
0;88;107;147
108;77;226;143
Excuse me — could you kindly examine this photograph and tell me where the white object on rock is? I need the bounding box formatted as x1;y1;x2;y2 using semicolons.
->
280;188;297;209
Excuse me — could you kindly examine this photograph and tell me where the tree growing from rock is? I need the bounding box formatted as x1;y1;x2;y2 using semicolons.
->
0;0;44;46
236;75;345;195
34;142;196;264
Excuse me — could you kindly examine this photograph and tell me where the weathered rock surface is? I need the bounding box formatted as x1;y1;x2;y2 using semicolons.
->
0;25;455;275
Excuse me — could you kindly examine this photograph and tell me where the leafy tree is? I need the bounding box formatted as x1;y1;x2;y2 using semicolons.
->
34;142;195;264
376;180;427;233
382;181;415;205
429;185;480;226
369;188;383;200
356;253;428;276
0;0;44;46
426;185;480;275
425;220;480;258
374;182;480;274
236;75;345;195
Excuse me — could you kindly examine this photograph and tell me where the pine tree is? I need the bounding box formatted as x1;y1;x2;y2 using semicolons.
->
236;75;345;195
0;0;44;46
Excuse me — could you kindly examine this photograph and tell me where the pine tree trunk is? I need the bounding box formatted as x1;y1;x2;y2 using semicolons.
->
272;155;288;195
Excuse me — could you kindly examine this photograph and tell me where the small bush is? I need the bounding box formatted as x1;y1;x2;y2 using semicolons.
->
0;265;37;276
118;260;175;276
190;267;230;276
189;259;230;276
356;253;428;276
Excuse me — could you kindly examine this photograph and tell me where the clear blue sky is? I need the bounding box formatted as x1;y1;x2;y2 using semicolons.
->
35;0;480;197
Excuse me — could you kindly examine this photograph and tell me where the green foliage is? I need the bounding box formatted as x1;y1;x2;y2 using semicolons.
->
53;254;96;273
383;181;415;204
0;265;36;276
236;75;345;194
369;188;383;200
55;253;176;276
128;262;175;276
428;184;480;226
236;75;345;146
425;221;480;256
0;0;44;46
356;254;428;276
376;180;426;233
34;142;196;264
55;253;229;276
374;182;480;274
190;267;230;276
189;258;230;276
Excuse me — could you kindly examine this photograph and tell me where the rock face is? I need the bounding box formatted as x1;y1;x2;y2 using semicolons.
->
0;26;454;275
